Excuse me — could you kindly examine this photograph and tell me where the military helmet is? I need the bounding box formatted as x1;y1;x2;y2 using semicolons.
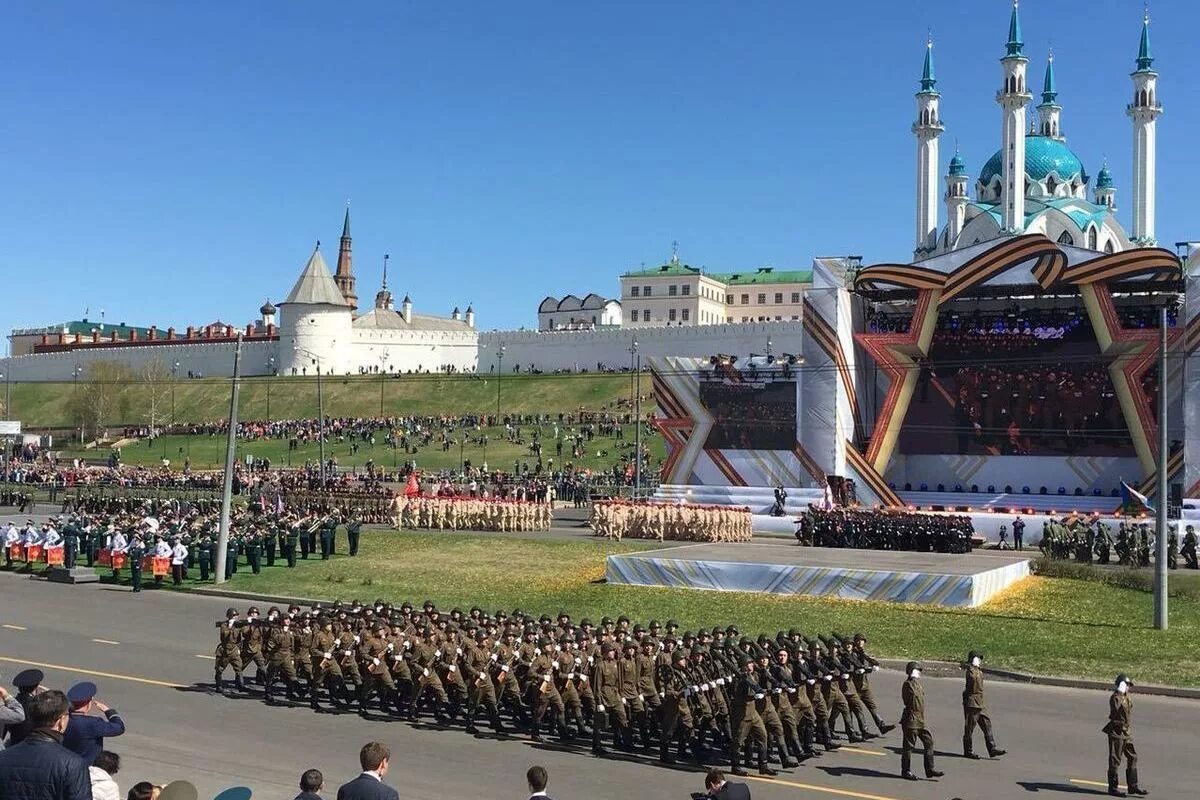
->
226;608;238;619
1115;673;1133;687
905;661;922;675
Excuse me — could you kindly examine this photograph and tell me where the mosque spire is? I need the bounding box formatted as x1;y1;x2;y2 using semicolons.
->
913;32;943;257
919;33;937;94
1005;0;1023;57
1041;50;1057;104
1037;49;1063;141
1135;6;1154;72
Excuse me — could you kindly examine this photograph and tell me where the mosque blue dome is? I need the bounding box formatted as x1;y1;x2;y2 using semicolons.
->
1096;164;1114;189
978;135;1087;189
948;153;966;176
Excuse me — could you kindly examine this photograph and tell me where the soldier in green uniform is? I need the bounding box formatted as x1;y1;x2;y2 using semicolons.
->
310;616;343;711
1183;525;1199;569
850;633;894;735
1103;674;1147;797
264;616;299;702
241;607;267;684
728;655;773;777
962;651;1005;759
1167;526;1178;570
657;649;699;765
463;628;505;735
899;661;942;781
529;636;568;742
246;531;262;575
359;624;397;716
264;523;277;567
214;608;246;692
197;533;213;582
284;522;299;568
591;642;627;756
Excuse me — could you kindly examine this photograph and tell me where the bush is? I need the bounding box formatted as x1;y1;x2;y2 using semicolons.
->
1032;557;1200;600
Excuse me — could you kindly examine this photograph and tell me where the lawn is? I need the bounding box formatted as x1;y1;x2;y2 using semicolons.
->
56;422;667;474
8;371;648;429
201;530;1200;687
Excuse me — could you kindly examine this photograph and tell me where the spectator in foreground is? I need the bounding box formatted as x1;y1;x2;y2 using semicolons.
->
90;751;121;800
336;742;398;800
296;768;325;800
526;765;552;800
0;679;28;750
704;768;751;799
63;682;126;764
0;689;91;800
127;782;156;800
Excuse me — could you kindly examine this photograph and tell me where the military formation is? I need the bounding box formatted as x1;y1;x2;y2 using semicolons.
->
213;600;900;776
1037;517;1198;569
390;495;551;532
590;500;753;542
795;507;975;553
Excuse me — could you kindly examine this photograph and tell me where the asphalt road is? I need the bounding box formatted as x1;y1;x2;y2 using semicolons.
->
0;572;1195;800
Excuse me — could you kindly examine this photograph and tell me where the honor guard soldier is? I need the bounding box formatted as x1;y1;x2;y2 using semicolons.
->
264;616;300;703
214;608;246;693
728;654;773;777
591;642;627;756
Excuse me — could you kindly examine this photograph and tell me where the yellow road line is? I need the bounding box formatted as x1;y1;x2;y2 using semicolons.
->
839;746;886;756
744;774;907;800
194;654;216;660
92;638;121;645
2;624;28;631
0;656;184;689
1071;778;1126;790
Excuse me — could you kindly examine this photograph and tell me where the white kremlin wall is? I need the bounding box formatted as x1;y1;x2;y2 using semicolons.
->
477;322;802;373
0;339;278;382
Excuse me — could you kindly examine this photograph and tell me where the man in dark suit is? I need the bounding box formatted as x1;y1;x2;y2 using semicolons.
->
295;768;325;800
526;764;552;800
336;742;399;800
702;768;751;799
62;682;125;764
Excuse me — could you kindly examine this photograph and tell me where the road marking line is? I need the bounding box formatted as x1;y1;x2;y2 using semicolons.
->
0;656;184;689
92;638;120;645
1071;778;1126;790
840;745;886;756
194;654;216;660
2;624;28;631
744;774;905;800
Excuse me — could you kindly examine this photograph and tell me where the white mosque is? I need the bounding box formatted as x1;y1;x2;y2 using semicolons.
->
913;3;1161;260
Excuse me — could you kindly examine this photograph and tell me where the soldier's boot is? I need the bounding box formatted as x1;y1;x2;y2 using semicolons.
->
556;713;572;742
819;720;838;750
214;669;224;692
658;733;676;765
638;711;652;751
591;719;607;756
853;709;872;739
871;710;895;735
234;673;245;692
1127;768;1147;796
843;717;862;744
963;735;980;759
730;745;748;777
529;716;544;743
776;735;799;769
787;731;808;762
986;738;1006;758
432;700;448;726
924;748;943;779
489;705;507;735
901;747;918;780
357;686;370;715
287;680;301;701
757;742;778;777
309;685;321;711
1107;769;1125;797
688;734;705;765
573;707;592;737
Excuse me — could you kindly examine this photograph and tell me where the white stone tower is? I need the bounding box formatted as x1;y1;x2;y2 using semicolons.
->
945;149;969;246
1127;12;1161;246
278;243;353;376
996;1;1032;233
1036;51;1063;141
913;36;943;258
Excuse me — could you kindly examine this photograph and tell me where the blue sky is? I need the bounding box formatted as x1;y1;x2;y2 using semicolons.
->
3;1;1196;339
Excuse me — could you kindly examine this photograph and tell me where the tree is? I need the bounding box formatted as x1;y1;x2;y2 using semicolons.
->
69;361;133;444
140;359;173;436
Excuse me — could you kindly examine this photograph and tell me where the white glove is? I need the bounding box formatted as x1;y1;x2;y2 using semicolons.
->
542;673;552;682
824;675;832;682
588;656;594;665
568;673;575;680
754;693;765;700
372;658;381;666
552;661;559;670
717;678;725;686
435;650;442;658
807;678;816;685
490;653;498;662
387;642;395;651
701;682;710;691
353;635;361;644
423;668;430;677
638;693;644;701
621;697;628;705
343;650;353;657
574;657;582;665
598;704;605;712
404;641;412;650
448;664;457;672
534;648;541;656
842;673;850;680
857;668;864;674
456;647;462;656
323;652;332;660
774;688;782;694
788;687;797;694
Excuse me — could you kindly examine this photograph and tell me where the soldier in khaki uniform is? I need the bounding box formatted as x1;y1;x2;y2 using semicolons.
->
1103;673;1146;797
591;642;628;755
213;608;246;693
900;661;943;781
962;650;1005;759
310;617;343;711
263;616;299;702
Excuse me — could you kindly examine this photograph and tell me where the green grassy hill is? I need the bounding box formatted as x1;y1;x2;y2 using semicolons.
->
7;372;648;429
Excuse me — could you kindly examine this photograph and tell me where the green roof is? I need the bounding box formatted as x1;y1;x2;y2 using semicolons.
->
621;263;812;285
621;262;704;278
15;319;164;338
715;268;813;286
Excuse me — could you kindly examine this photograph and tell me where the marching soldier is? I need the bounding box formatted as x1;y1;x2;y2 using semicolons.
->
962;650;1005;759
263;616;300;702
850;633;895;735
1103;674;1147;797
214;608;246;693
591;642;627;756
310;616;343;711
728;655;774;777
899;661;943;781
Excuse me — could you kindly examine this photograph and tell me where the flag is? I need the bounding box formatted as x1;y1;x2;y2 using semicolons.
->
1120;481;1154;515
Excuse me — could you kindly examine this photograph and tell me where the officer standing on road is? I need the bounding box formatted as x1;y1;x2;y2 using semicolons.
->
1103;674;1147;797
899;661;942;781
128;532;146;593
962;651;1005;759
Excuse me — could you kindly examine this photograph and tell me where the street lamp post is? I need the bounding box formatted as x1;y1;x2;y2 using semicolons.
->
0;369;10;483
495;343;506;423
266;356;275;422
632;340;642;501
73;363;83;444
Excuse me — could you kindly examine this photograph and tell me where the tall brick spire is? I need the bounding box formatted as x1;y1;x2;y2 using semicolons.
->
334;203;358;311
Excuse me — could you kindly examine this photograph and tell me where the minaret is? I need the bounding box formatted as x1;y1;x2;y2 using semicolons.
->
374;254;394;310
945;149;969;247
1037;50;1063;141
1127;11;1161;245
334;205;358;311
996;1;1032;233
912;35;944;257
1095;161;1117;212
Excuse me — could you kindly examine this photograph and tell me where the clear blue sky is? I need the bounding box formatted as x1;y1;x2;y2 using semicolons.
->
4;1;1196;339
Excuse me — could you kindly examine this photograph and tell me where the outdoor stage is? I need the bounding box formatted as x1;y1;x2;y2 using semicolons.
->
606;543;1031;608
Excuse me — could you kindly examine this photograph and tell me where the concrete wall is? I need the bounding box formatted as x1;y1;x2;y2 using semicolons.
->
348;329;479;374
0;339;277;380
478;321;804;373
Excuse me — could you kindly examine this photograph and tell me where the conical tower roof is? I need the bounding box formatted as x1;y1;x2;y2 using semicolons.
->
282;245;350;306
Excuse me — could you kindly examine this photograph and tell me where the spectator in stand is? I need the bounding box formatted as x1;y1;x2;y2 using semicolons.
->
296;769;325;800
0;689;92;800
526;765;552;800
0;678;27;750
336;742;399;800
63;682;125;764
90;751;121;800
